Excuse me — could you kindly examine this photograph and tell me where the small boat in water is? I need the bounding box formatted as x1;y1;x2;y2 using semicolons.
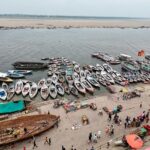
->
55;83;64;96
58;74;65;83
69;85;79;97
74;80;86;95
7;85;15;100
12;61;48;70
73;72;80;81
22;83;30;97
38;78;46;89
0;114;60;146
86;76;100;88
51;74;58;84
80;70;86;79
0;88;7;101
15;80;23;95
8;72;25;79
49;84;57;99
74;64;80;73
29;82;38;99
46;78;52;87
40;84;49;100
7;70;32;75
2;82;8;92
80;78;94;94
0;77;13;83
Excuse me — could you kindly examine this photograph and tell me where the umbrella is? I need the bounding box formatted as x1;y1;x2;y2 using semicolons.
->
126;134;143;149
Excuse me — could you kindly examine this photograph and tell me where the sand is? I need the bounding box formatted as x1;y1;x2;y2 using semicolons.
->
0;18;150;29
3;83;150;150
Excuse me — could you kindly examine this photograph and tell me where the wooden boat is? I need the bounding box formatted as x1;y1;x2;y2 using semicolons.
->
51;74;58;84
8;72;25;79
29;82;38;99
2;82;8;91
7;85;15;100
21;79;32;84
12;61;48;70
58;74;65;83
46;78;52;87
47;70;53;76
74;64;80;73
103;63;113;73
55;83;64;96
66;75;74;85
96;64;104;71
84;70;92;77
80;78;94;94
74;80;86;95
49;84;57;99
72;72;80;81
40;84;49;100
0;88;7;101
15;80;23;95
0;77;13;83
38;78;46;89
69;85;79;97
22;83;30;97
0;114;60;146
101;71;115;84
98;77;107;86
64;85;70;95
80;70;86;79
86;76;100;88
7;70;32;75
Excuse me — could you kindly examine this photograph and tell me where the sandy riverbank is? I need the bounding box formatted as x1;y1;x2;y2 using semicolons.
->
2;83;150;150
0;18;150;29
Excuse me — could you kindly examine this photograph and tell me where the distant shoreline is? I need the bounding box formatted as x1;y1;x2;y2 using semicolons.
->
0;18;150;29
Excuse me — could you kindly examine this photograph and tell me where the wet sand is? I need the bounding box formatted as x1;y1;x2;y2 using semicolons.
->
0;18;150;29
4;83;150;150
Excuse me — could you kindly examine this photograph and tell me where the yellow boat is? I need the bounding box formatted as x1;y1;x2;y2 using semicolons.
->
0;77;13;83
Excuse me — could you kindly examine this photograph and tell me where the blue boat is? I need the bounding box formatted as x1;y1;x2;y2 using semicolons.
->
8;70;32;75
7;72;25;79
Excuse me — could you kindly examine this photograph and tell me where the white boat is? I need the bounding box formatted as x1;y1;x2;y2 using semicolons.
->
66;75;74;85
0;88;7;101
40;84;49;100
2;82;8;91
29;82;38;99
74;64;80;73
96;64;104;71
74;80;86;95
7;85;15;100
49;83;57;99
80;70;86;79
46;78;52;87
22;83;30;97
51;74;58;84
15;80;23;95
85;70;92;77
7;70;32;75
55;83;64;96
101;71;115;84
72;72;80;81
103;63;113;73
86;76;100;88
69;85;79;97
38;78;46;89
80;78;94;94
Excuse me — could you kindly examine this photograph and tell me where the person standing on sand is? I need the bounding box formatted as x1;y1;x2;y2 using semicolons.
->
108;113;112;121
32;137;38;149
44;137;49;144
62;145;66;150
140;102;142;108
48;137;51;145
88;132;92;143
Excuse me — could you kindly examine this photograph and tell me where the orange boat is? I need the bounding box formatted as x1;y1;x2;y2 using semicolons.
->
0;114;60;146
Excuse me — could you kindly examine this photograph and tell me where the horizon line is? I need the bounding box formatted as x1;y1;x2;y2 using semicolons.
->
0;14;149;19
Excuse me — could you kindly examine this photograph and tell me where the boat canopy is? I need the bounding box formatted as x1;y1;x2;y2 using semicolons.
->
0;100;25;114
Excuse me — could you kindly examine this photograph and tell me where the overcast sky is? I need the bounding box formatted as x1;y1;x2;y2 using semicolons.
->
0;0;150;18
